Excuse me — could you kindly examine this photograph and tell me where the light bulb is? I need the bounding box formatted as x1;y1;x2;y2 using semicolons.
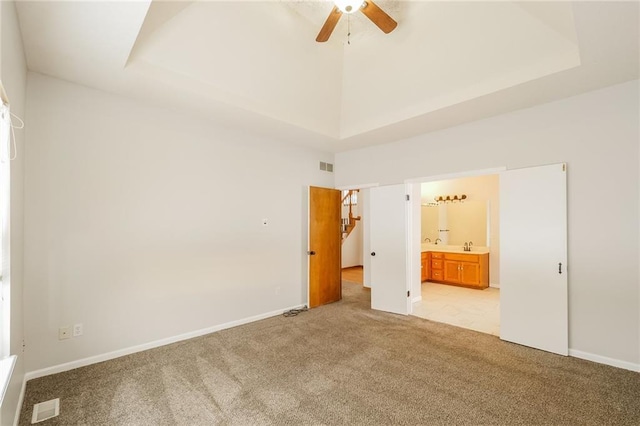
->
334;0;365;14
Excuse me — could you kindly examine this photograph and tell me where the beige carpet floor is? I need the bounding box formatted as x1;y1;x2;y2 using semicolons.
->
20;281;639;425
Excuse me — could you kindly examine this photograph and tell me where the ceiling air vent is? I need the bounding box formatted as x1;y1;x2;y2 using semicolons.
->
319;161;334;172
31;398;60;424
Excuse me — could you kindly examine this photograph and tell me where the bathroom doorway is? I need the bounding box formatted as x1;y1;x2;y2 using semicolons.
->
411;173;501;336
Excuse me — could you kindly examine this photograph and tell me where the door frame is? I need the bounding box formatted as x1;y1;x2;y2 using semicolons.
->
405;167;506;303
336;183;379;289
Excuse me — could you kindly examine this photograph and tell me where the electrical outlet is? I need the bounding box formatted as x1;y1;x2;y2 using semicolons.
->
73;323;83;337
58;326;71;340
262;218;268;226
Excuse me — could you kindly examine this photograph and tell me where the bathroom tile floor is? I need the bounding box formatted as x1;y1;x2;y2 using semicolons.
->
412;282;500;336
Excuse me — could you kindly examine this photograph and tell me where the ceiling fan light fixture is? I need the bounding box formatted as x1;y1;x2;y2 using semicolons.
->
316;0;396;42
334;0;365;14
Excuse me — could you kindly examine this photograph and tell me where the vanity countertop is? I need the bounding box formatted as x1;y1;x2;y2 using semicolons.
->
421;243;490;254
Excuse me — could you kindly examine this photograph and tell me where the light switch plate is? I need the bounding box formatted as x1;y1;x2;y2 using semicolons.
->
73;323;83;337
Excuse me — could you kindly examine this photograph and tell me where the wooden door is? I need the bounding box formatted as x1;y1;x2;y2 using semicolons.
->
308;186;341;308
500;163;568;355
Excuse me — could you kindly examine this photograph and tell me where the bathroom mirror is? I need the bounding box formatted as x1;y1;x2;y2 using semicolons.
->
421;200;489;246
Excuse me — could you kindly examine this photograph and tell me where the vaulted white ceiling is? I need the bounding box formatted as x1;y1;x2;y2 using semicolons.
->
15;1;640;152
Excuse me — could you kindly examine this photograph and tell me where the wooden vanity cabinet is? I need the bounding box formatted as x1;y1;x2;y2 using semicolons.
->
420;252;430;282
430;252;489;289
444;260;480;285
430;252;444;281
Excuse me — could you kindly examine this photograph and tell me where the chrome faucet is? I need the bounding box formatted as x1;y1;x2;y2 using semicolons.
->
435;238;442;245
464;241;473;251
424;237;431;242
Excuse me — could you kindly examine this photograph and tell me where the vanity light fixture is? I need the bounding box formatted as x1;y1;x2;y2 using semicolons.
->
434;194;467;204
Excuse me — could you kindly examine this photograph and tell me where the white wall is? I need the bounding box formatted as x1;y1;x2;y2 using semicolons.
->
335;80;640;367
0;1;27;424
23;73;334;372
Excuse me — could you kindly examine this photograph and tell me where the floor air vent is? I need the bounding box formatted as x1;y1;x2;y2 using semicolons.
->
31;398;59;424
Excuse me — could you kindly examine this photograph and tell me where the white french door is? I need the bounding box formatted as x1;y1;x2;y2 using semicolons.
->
500;163;568;355
369;184;411;315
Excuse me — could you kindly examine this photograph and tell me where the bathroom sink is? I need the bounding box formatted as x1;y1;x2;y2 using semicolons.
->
420;243;490;254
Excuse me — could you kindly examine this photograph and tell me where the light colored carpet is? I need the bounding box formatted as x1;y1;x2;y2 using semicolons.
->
20;282;639;425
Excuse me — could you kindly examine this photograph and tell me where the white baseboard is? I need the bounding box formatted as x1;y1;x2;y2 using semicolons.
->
25;304;305;382
489;282;500;289
12;377;26;426
569;349;640;372
412;296;422;303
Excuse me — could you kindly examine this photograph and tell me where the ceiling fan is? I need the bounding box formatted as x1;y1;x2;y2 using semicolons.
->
316;0;397;42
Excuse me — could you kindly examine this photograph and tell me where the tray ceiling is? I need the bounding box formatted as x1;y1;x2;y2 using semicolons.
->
15;1;640;152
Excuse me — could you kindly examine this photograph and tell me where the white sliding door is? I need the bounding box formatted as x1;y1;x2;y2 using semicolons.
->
500;163;568;355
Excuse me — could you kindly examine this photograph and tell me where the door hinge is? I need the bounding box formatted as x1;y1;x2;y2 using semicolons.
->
406;194;410;201
407;290;410;297
562;164;566;172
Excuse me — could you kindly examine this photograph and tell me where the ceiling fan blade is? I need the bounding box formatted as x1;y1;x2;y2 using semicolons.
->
361;0;397;34
316;6;342;42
